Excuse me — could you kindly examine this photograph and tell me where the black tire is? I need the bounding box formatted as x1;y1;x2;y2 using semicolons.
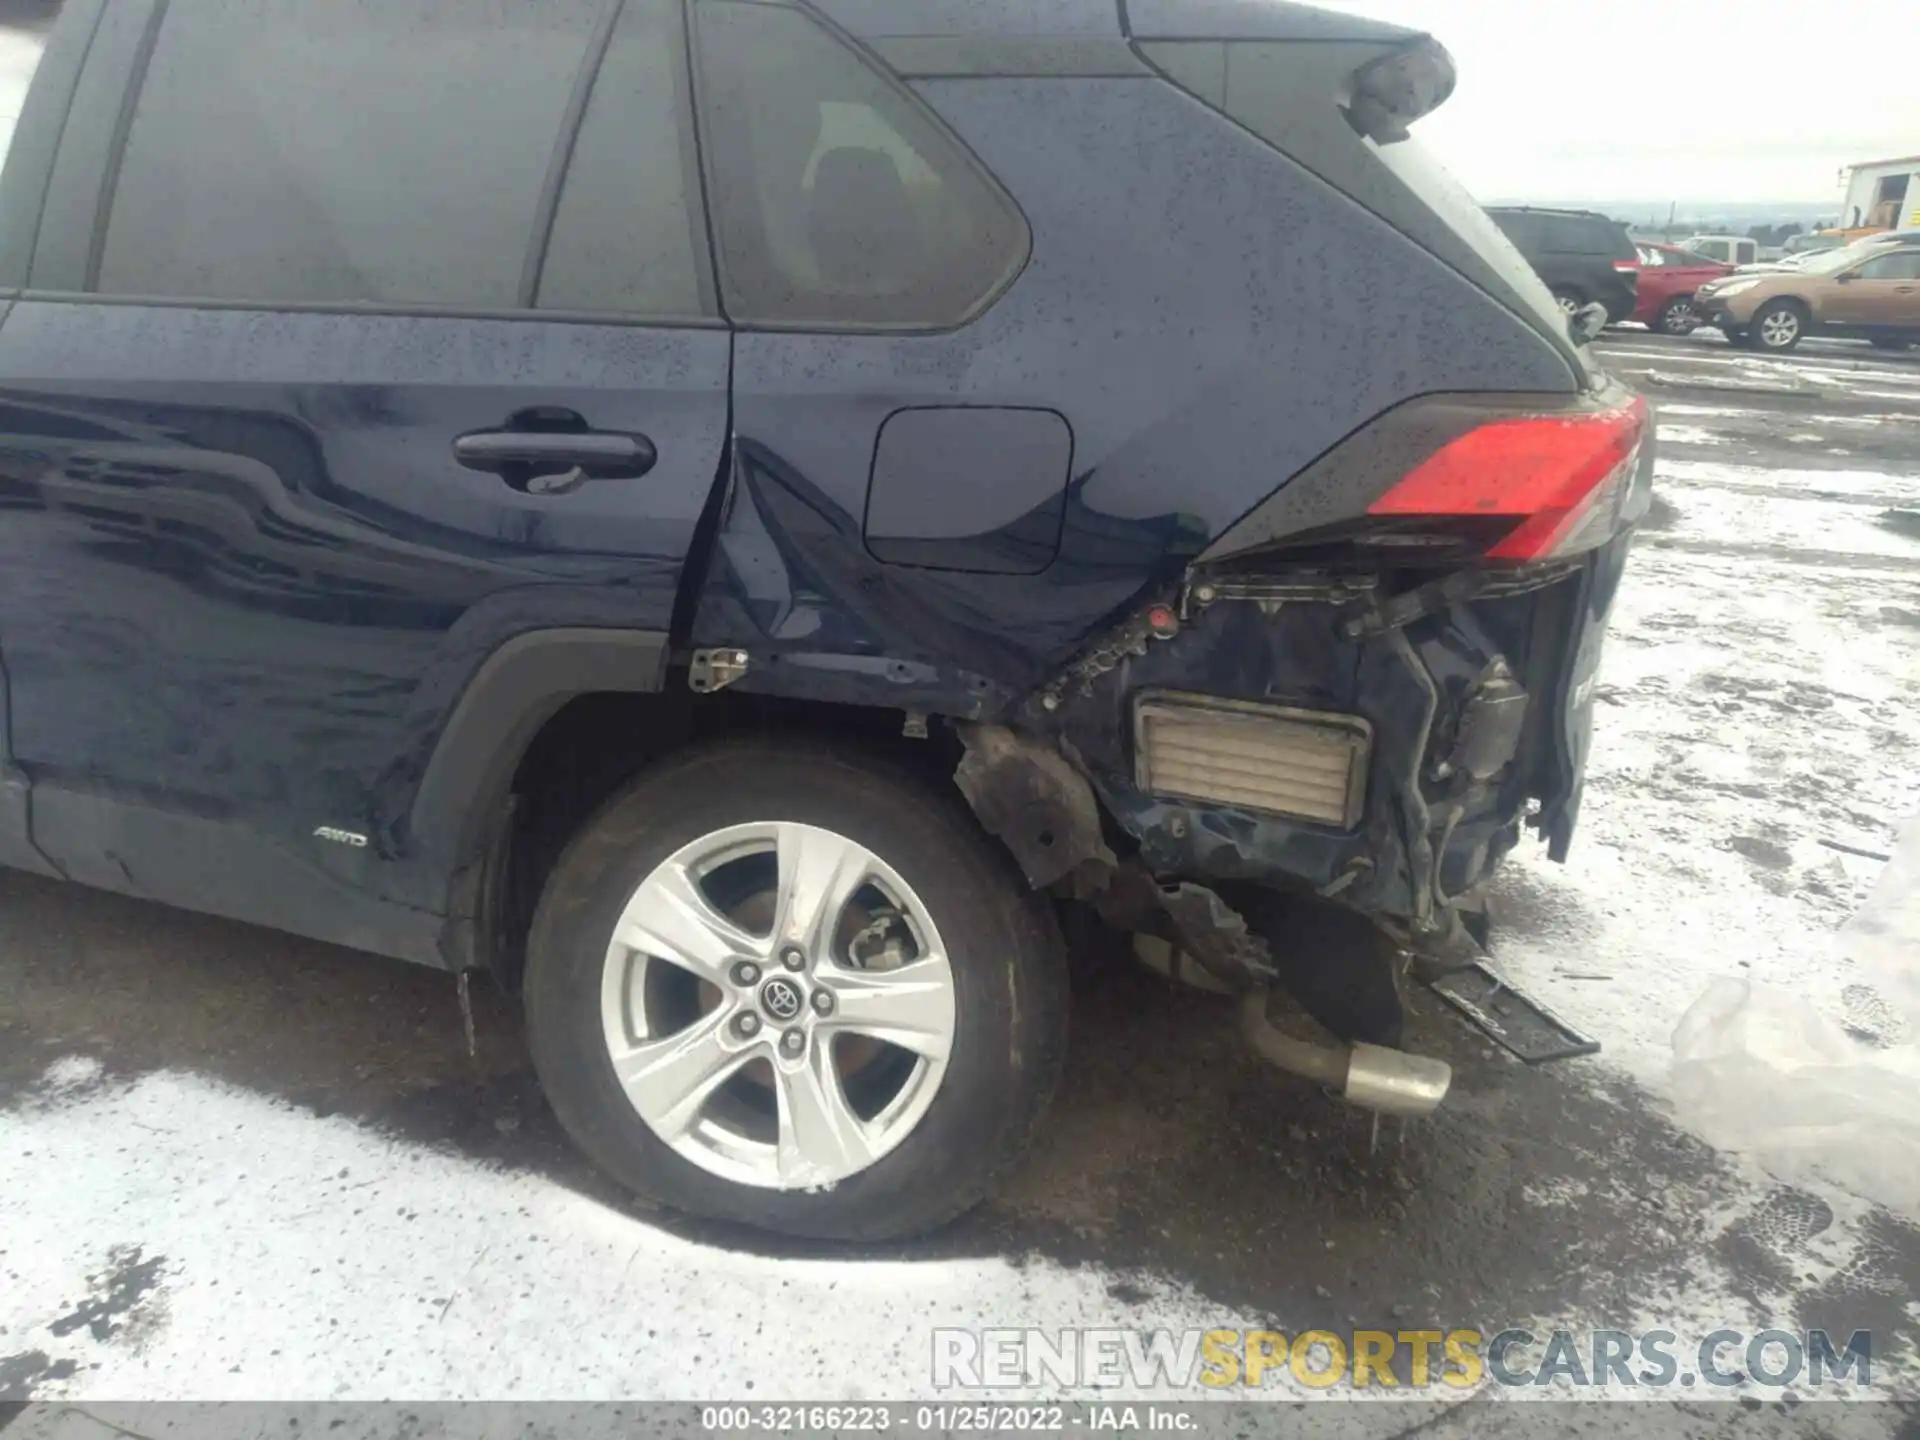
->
523;740;1069;1241
1869;336;1913;352
1656;296;1699;336
1750;299;1808;353
1551;288;1584;318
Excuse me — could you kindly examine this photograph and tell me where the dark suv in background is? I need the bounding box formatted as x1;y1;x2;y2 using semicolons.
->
0;0;1648;1241
1487;205;1641;323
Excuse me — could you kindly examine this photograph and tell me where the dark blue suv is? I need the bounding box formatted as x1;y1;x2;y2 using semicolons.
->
0;0;1648;1238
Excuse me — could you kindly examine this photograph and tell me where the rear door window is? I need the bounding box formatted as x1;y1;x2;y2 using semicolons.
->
97;0;606;309
1856;251;1920;281
0;20;48;173
0;11;54;287
1490;211;1542;251
1541;216;1611;254
691;0;1028;330
537;0;715;318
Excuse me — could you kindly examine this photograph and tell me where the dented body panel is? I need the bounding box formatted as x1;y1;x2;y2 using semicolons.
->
679;15;1647;971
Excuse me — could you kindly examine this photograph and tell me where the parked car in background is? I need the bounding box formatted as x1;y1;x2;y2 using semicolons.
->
1488;206;1640;322
1734;229;1920;276
1683;234;1760;266
1632;243;1733;335
1786;230;1849;256
0;0;1649;1241
1695;242;1920;352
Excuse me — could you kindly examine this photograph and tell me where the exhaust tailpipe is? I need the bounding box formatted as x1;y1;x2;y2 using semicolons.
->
1240;991;1452;1118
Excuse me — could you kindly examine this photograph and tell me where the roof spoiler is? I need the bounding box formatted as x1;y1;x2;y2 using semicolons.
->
1345;35;1456;145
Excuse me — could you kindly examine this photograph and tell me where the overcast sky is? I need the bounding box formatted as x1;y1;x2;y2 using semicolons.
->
1317;0;1918;205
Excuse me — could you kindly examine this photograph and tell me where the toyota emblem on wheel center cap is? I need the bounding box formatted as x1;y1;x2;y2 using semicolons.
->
759;977;805;1022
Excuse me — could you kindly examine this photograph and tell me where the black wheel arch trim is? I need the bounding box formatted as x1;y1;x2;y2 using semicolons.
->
404;627;669;933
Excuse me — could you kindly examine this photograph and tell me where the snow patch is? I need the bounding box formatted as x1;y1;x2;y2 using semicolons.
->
39;1054;106;1092
1655;424;1724;446
1656;459;1920;498
1666;815;1920;1219
1653;403;1760;420
0;1070;1252;1401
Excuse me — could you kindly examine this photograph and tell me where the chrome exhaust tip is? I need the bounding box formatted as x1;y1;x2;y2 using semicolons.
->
1341;1042;1453;1118
1240;991;1452;1118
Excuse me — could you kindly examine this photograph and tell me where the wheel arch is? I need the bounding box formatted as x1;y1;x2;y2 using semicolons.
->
417;657;968;985
405;629;668;962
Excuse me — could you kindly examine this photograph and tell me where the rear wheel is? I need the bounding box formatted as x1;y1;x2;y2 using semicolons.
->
1552;288;1584;318
1656;295;1700;336
523;742;1068;1241
1752;300;1807;353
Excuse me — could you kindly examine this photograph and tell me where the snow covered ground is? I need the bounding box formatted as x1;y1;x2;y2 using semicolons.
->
2;333;1918;1430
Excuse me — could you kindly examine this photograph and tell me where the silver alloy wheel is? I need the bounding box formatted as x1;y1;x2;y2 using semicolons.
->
1759;309;1800;348
1661;298;1697;334
599;821;956;1190
1557;294;1580;316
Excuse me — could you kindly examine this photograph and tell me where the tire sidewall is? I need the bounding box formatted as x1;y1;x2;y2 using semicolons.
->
523;743;1066;1240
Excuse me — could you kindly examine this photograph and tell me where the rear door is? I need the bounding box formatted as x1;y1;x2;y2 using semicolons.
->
0;0;729;940
1825;250;1920;328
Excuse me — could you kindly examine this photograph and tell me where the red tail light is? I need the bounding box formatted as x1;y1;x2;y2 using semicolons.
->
1368;398;1649;563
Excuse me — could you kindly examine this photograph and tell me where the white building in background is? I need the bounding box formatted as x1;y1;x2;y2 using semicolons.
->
1840;155;1920;232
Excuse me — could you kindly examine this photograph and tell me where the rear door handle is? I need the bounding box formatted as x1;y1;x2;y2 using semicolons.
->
454;409;658;494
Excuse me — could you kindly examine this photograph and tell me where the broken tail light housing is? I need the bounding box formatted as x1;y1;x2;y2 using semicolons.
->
1366;397;1649;564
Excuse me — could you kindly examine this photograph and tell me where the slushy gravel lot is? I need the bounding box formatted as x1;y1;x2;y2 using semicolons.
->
3;331;1919;1435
